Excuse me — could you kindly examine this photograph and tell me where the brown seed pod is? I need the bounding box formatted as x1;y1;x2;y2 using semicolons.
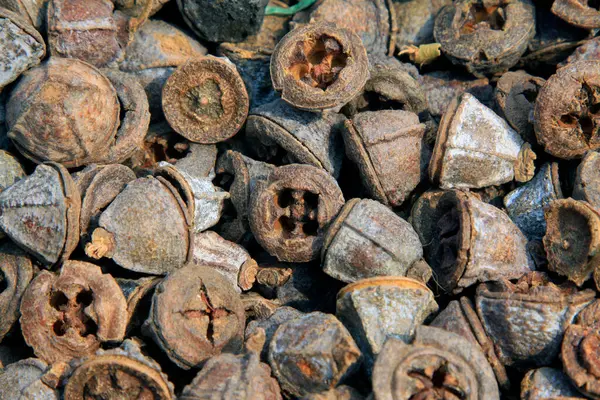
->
0;7;45;90
0;0;47;29
245;305;304;360
144;264;246;369
0;243;33;341
20;260;128;364
0;358;60;399
392;0;452;49
534;61;600;160
561;37;600;68
0;162;80;266
561;325;600;399
249;164;345;262
552;0;600;30
270;22;369;111
573;151;600;208
372;326;500;400
162;56;249;144
543;199;600;286
241;292;282;321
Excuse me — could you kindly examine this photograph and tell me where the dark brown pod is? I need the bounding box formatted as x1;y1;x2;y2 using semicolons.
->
144;264;245;369
249;164;345;262
162;56;249;144
0;243;33;341
552;0;600;30
561;325;600;399
0;162;80;266
20;260;128;364
543;199;600;286
534;61;600;160
270;22;369;111
0;358;60;399
241;292;282;321
573;151;600;208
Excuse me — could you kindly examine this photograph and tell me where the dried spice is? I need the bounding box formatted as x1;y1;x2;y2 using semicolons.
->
245;306;304;360
573;150;600;208
0;358;60;399
0;244;33;341
552;0;600;30
521;367;586;400
392;0;451;49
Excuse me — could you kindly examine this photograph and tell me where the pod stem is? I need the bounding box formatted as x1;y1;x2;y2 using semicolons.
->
265;0;318;16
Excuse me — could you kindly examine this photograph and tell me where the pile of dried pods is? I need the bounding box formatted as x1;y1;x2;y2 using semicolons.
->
1;0;600;399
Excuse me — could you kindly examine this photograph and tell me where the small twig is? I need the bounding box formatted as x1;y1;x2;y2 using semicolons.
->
398;43;442;67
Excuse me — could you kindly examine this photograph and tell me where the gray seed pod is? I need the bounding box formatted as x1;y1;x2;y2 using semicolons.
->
0;0;47;29
245;306;304;361
0;358;59;400
573;151;600;208
521;368;585;400
0;149;25;192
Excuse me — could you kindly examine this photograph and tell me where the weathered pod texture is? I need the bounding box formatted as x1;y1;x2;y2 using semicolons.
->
0;244;33;341
336;277;438;372
268;312;361;398
343;110;429;207
504;163;563;242
116;276;160;334
322;198;427;283
392;0;452;48
249;164;345;262
245;306;304;360
561;321;600;399
411;190;533;294
144;265;246;369
162;56;249;144
84;175;192;275
429;93;536;189
304;386;365;400
6;57;149;167
0;162;81;265
521;367;585;400
291;0;393;56
434;0;536;77
574;151;600;208
0;150;25;191
64;339;175;400
270;22;369;111
0;0;47;29
534;61;600;160
372;326;500;400
20;260;128;364
246;98;346;178
179;352;282;400
0;7;45;90
0;358;59;400
562;37;600;68
475;272;596;368
552;0;600;29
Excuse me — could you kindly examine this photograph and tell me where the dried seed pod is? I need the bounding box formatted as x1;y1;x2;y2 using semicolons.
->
521;367;585;400
561;324;600;399
0;358;59;399
561;37;600;68
343;110;429;207
192;231;259;292
291;0;393;56
64;339;174;400
543;199;600;286
0;150;25;192
20;260;128;364
85;175;192;275
0;0;47;29
573;151;600;208
0;244;33;341
268;312;361;398
0;7;45;90
495;70;545;144
304;386;365;400
475;272;595;368
322;199;427;283
245;306;304;361
429;93;536;189
336;277;438;372
270;22;369;111
179;352;282;400
249;164;345;262
255;266;292;288
144;265;245;369
434;0;536;77
372;326;499;400
241;292;281;321
534;61;600;160
111;0;153;49
0;162;80;265
392;0;452;49
246;98;346;178
504;163;563;241
162;56;249;144
117;276;161;335
411;190;533;294
552;0;600;29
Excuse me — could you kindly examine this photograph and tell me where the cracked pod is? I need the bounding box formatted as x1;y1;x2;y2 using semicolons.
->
574;151;600;208
246;98;346;178
552;0;600;29
429;93;536;189
245;306;304;360
85;174;193;275
64;339;174;400
7;57;149;167
343;110;429;206
144;264;245;369
504;162;563;241
411;190;533;293
534;61;600;160
434;0;535;77
249;164;345;262
543;199;600;286
0;358;60;400
0;244;33;341
322;198;429;283
0;162;80;265
0;7;45;90
179;352;282;400
268;312;361;398
336;277;438;372
372;326;500;400
162;56;249;144
475;272;596;368
20;260;128;364
270;22;369;111
521;368;585;400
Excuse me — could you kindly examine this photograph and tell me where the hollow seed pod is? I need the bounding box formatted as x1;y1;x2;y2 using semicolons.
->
0;358;60;400
573;151;600;208
0;244;33;342
521;368;584;400
561;324;600;399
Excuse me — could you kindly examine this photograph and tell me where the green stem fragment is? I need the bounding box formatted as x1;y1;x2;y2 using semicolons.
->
265;0;318;16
